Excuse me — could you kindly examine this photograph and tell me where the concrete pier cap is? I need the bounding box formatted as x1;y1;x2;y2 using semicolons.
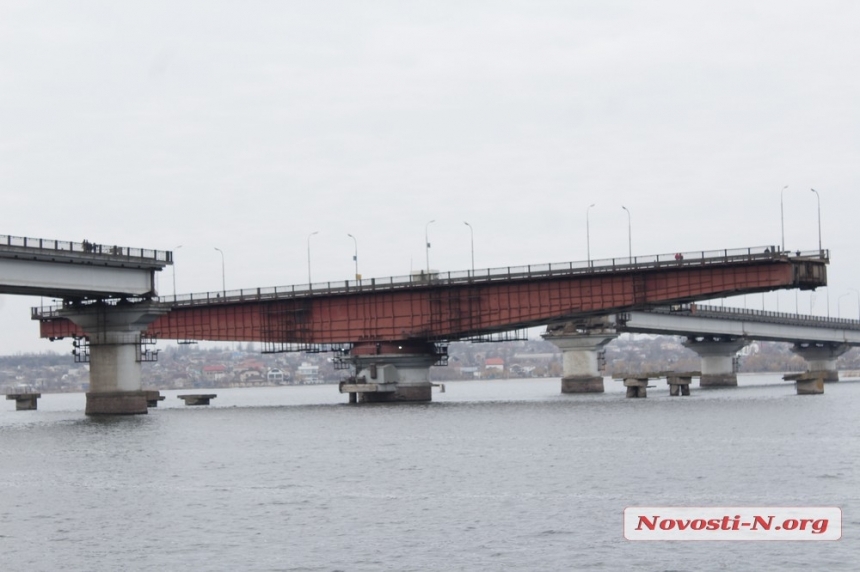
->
543;317;617;394
683;335;747;388
348;341;442;403
790;341;849;382
60;300;170;415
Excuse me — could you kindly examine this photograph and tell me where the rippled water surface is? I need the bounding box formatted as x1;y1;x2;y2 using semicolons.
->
2;375;858;571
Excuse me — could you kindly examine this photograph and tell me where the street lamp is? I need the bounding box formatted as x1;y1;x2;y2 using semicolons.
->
838;293;851;319
810;188;822;254
307;231;319;285
213;247;225;295
347;233;358;280
850;288;860;320
621;206;632;261
780;185;788;252
425;220;435;274
463;221;474;274
586;203;596;264
172;244;183;298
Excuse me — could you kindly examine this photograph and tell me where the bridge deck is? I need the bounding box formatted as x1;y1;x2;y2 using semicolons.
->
157;246;824;307
0;234;171;267
34;246;828;347
1;233;172;298
620;304;860;344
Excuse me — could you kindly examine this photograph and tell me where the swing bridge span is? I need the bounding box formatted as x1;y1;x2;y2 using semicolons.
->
0;232;832;413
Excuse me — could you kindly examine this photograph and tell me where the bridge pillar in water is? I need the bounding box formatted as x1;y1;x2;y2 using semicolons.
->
683;336;747;387
543;319;617;393
790;342;849;382
6;393;41;410
61;302;169;415
347;341;441;403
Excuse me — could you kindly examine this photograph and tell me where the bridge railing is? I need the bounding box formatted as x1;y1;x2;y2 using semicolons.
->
648;303;860;331
154;245;827;308
0;233;172;263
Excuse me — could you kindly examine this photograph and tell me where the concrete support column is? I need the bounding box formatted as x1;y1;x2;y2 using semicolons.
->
790;342;849;382
683;336;747;387
666;374;693;397
6;393;41;410
784;372;825;395
543;319;617;394
346;341;441;403
61;302;169;415
623;377;649;398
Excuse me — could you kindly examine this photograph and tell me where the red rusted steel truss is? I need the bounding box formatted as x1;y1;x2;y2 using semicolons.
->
38;251;827;346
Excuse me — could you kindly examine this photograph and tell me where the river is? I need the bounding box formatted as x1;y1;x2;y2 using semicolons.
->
1;374;857;571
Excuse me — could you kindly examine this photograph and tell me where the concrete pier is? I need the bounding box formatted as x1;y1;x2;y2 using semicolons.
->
783;372;825;395
6;393;41;410
666;373;695;396
61;302;169;415
345;342;441;403
144;390;165;407
622;377;650;398
178;394;217;406
790;342;848;382
683;336;747;387
543;318;617;394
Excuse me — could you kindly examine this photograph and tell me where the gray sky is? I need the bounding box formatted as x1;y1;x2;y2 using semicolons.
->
2;1;859;354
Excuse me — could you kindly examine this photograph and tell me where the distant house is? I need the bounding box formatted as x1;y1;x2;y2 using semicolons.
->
202;364;228;382
239;370;265;385
484;357;505;371
297;362;320;383
267;368;290;384
240;358;266;371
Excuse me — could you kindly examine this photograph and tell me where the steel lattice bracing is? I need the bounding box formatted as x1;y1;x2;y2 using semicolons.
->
36;247;828;346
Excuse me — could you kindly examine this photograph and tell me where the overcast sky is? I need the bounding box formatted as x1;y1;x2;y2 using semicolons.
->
1;1;859;354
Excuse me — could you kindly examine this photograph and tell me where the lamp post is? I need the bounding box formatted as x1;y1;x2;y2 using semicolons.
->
838;293;851;319
214;247;225;295
850;288;860;320
621;205;632;261
307;231;319;285
347;233;358;280
810;188;822;254
172;244;183;298
463;221;474;274
586;203;595;264
780;185;788;252
425;219;435;274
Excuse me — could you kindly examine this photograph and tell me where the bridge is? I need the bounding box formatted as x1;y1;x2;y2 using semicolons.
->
546;304;860;392
0;234;171;298
10;232;827;414
621;305;860;383
0;234;173;415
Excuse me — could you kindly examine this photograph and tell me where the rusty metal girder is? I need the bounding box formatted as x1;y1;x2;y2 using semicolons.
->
38;255;826;345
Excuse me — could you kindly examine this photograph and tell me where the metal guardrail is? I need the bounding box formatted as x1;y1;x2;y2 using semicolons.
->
0;233;172;263
643;303;860;331
154;245;825;308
